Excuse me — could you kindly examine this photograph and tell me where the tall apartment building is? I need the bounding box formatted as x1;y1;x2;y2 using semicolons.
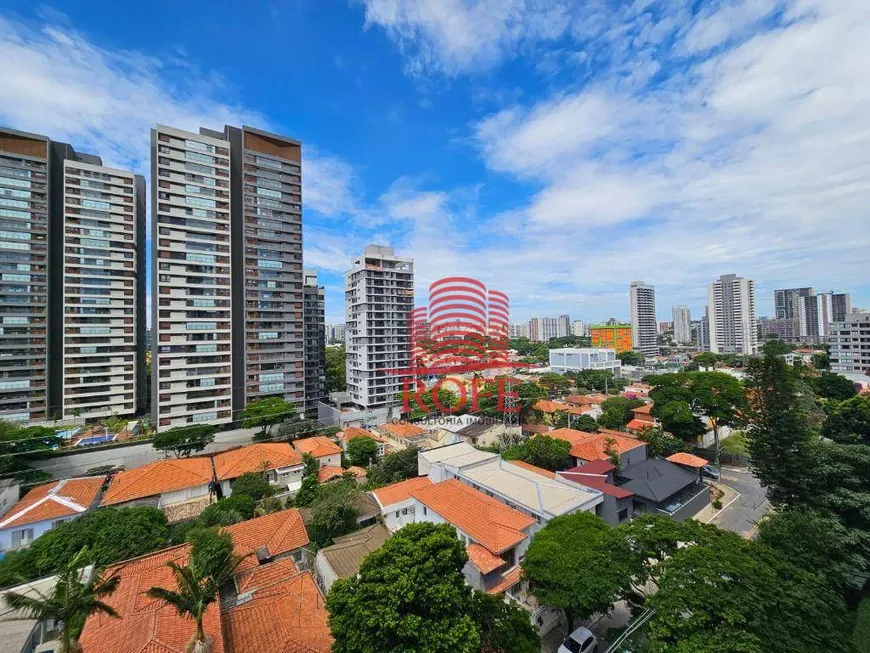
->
509;322;529;339
303;269;325;417
571;320;589;337
0;128;145;423
758;317;799;342
345;245;414;409
326;324;346;344
151;124;304;431
829;311;870;373
672;305;692;344
528;315;568;342
831;293;853;323
795;292;832;343
693;309;711;352
708;274;757;355
629;281;658;357
556;314;570;338
774;287;812;320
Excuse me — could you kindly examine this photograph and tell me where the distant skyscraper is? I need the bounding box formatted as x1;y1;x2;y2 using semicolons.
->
829;311;870;373
556;314;570;338
303;270;325;418
774;287;812;320
571;320;589;337
697;307;711;352
509;323;530;339
672;305;692;344
326;324;346;343
795;292;832;343
630;281;658;357
831;293;853;323
708;274;757;354
528;316;562;342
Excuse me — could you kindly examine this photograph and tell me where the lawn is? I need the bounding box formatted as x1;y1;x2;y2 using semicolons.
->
854;596;870;653
720;431;748;456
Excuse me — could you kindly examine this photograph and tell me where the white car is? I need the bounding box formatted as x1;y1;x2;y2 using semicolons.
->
558;626;599;653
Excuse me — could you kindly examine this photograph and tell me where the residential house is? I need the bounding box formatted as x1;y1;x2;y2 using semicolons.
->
375;421;439;450
0;479;19;517
0;476;105;551
293;436;343;468
616;458;710;521
370;476;433;532
315;523;391;593
564;394;606;418
626;403;658;434
78;510;326;653
455;419;504;448
337;426;388;457
212;443;304;497
0;573;62;652
557;461;634;525
99;458;213;523
621;383;652;400
666;452;710;482
547;428;647;468
412;479;535;598
317;465;367;484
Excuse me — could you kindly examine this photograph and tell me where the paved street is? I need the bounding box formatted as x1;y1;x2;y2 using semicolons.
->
707;467;770;537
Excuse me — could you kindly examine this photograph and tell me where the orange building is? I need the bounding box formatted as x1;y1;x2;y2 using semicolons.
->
590;324;633;353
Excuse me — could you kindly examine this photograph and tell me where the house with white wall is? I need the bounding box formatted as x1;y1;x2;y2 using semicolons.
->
0;476;105;551
370;476;433;532
213;443;304;497
293;436;343;468
336;427;387;458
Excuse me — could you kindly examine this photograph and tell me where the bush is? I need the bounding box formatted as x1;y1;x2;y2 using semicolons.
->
712;499;723;510
346;436;379;468
231;472;275;501
199;494;256;526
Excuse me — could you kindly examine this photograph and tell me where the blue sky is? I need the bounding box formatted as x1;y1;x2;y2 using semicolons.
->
1;0;868;325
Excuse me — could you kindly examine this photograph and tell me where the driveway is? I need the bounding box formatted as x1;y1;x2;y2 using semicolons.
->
707;467;770;538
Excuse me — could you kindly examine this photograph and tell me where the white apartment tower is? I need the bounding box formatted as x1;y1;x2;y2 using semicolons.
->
630;281;658;357
707;274;758;355
345;245;414;409
672;305;692;345
829;311;870;373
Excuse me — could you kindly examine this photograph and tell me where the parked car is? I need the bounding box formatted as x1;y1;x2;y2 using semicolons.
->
702;464;720;479
558;626;599;653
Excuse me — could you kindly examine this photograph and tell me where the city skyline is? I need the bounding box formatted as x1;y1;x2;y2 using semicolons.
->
0;4;868;326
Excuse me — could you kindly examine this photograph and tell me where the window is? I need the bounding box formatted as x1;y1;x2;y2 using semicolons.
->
11;528;34;548
618;508;629;522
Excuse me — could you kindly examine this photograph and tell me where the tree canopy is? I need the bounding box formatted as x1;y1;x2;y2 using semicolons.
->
231;471;275;502
240;397;296;438
366;446;420;488
636;426;687;458
821;395;870;445
469;591;539;653
325;345;347;393
292;453;321;507
597;397;644;430
198;494;255;527
152;424;216;458
812;371;858;401
655;400;707;441
327;522;480;653
307;480;361;548
617;350;646;366
502;435;572;471
346;435;380;468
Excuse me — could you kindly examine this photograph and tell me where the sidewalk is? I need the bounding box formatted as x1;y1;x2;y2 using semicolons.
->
695;482;739;524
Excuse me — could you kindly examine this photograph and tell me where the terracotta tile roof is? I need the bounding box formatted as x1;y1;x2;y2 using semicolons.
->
507;460;556;479
466;543;506;574
339;427;387;443
0;476;105;529
371;476;433;508
225;509;309;577
626;418;654;432
411;479;534;554
547;428;646;463
222;570;332;653
293;436;342;459
532;400;570;414
521;424;551;434
78;544;226;653
632;403;653;415
485;566;523;595
234;558;299;594
213;443;302;481
566;394;606;406
666;452;709;468
558;471;634;499
378;422;427;438
347;466;367;478
317;466;347;483
100;458;213;506
570;460;616;475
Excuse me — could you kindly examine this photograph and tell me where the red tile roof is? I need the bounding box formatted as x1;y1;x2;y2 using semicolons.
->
339;427;387;444
507;460;555;479
213;443;302;481
411;479;534;554
293;436;342;459
626;418;654;432
379;422;428;438
466;543;506;574
521;424;551;434
666;452;709;468
533;400;570;414
317;466;366;483
485;566;523;595
558;471;634;499
234;558;299;594
222;569;332;653
569;460;616;475
371;476;433;508
632;403;653;415
225;509;309;578
548;428;645;463
100;458;213;506
78;543;226;653
0;476;104;529
565;394;607;406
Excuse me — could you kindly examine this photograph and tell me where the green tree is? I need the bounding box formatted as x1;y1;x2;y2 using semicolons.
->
553;412;597;432
686;372;746;468
656;400;707;442
0;507;170;586
231;471;275;501
325;345;347;393
760;339;792;356
4;548;120;653
470;591;539;653
327;522;479;653
813;371;858;401
503;435;572;471
307;480;361;548
522;512;639;631
186;527;240;587
813;350;831;370
647;532;852;653
152;425;216;458
198;495;255;527
346;436;379;467
693;352;718;368
275;416;316;442
636;426;686;458
617;350;646;366
292;453;320;507
0;422;63;483
597;397;644;430
240;397;295;439
822;395;870;445
537;373;572;395
366;446;420;487
147;529;241;653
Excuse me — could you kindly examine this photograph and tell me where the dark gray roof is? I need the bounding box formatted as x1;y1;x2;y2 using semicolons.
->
457;422;496;438
319;523;391;579
617;458;698;503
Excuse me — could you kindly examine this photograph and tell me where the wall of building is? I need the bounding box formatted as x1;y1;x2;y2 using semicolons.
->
157;483;210;508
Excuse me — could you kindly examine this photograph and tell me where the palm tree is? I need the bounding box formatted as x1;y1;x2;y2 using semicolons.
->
147;531;241;653
4;548;120;653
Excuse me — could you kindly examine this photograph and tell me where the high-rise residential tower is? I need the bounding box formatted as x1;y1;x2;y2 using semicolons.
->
829;311;870;373
795;292;832;343
571;320;589;337
345;245;414;409
831;293;853;323
774;287;813;320
672;305;692;344
629;281;658;357
151;124;304;431
303;269;325;417
708;274;757;354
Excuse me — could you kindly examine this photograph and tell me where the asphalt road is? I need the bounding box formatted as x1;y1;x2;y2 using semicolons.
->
710;467;770;537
